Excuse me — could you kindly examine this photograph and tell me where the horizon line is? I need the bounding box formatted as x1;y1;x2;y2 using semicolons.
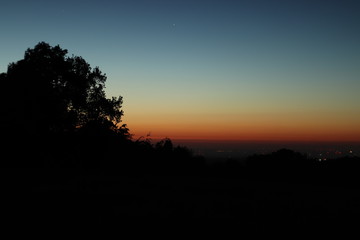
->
134;137;360;144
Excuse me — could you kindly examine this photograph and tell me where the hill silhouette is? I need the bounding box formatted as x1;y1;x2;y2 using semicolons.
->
1;42;359;230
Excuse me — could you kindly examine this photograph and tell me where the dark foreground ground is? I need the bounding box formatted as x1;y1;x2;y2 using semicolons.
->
2;167;360;232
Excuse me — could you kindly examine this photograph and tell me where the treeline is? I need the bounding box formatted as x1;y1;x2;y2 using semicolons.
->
2;130;205;175
211;148;360;186
6;127;360;187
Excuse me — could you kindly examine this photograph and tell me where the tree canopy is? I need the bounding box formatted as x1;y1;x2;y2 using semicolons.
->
1;42;128;137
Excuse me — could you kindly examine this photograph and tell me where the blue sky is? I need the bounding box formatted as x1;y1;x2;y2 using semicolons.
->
1;0;360;140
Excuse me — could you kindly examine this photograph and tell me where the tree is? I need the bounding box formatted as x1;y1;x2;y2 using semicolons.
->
155;138;174;154
0;42;128;137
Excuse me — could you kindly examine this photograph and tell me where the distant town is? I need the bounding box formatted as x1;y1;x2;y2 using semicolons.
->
173;140;360;161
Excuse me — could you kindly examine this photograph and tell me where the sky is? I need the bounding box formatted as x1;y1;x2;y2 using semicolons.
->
1;0;360;142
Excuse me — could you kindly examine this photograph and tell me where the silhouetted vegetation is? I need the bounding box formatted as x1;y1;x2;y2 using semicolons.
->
245;149;360;186
2;42;126;135
1;42;360;229
0;42;204;173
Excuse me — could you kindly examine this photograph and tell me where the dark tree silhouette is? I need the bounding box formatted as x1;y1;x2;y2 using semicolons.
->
0;42;128;136
246;148;315;182
155;138;174;153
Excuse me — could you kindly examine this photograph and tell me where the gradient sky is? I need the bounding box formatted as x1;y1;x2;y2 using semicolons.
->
1;0;360;141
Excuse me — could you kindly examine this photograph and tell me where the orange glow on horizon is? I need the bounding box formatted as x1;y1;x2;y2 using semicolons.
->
124;113;360;142
129;128;360;142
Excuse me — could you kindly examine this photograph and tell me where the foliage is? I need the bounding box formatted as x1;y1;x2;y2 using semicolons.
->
1;42;127;136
